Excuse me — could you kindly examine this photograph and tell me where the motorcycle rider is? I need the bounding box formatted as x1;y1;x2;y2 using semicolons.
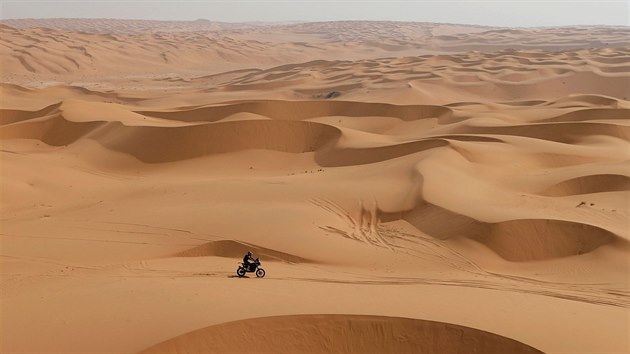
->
243;251;255;271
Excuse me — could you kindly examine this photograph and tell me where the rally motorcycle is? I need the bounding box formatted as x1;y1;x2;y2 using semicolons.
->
236;257;265;278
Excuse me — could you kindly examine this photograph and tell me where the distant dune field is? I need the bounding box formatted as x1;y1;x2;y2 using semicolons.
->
1;19;629;354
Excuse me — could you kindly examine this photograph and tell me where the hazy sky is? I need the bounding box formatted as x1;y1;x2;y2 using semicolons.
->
1;0;628;27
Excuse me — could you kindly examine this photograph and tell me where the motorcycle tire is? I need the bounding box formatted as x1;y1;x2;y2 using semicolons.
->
256;268;266;278
237;267;246;277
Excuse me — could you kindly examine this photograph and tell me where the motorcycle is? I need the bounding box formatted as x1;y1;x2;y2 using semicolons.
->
236;257;265;278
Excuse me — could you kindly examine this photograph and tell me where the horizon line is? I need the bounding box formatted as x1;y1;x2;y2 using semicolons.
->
1;18;628;29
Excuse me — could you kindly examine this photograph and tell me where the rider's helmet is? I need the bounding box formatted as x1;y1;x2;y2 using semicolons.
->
247;251;253;257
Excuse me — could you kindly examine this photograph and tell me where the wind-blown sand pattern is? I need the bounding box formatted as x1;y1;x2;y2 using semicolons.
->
1;19;629;354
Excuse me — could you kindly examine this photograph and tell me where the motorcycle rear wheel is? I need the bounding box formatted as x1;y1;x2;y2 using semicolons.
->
237;267;246;277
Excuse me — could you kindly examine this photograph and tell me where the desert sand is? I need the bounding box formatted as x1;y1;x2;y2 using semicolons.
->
1;19;629;353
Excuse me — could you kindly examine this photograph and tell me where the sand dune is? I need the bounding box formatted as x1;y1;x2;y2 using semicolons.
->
141;315;543;353
1;19;629;354
176;240;308;263
392;201;625;261
1;19;628;86
540;174;630;196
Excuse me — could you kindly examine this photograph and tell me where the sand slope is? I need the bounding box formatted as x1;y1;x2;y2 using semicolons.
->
141;314;543;354
1;20;629;354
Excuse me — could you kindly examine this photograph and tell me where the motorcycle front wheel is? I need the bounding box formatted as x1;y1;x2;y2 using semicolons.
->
237;267;246;277
256;268;265;278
